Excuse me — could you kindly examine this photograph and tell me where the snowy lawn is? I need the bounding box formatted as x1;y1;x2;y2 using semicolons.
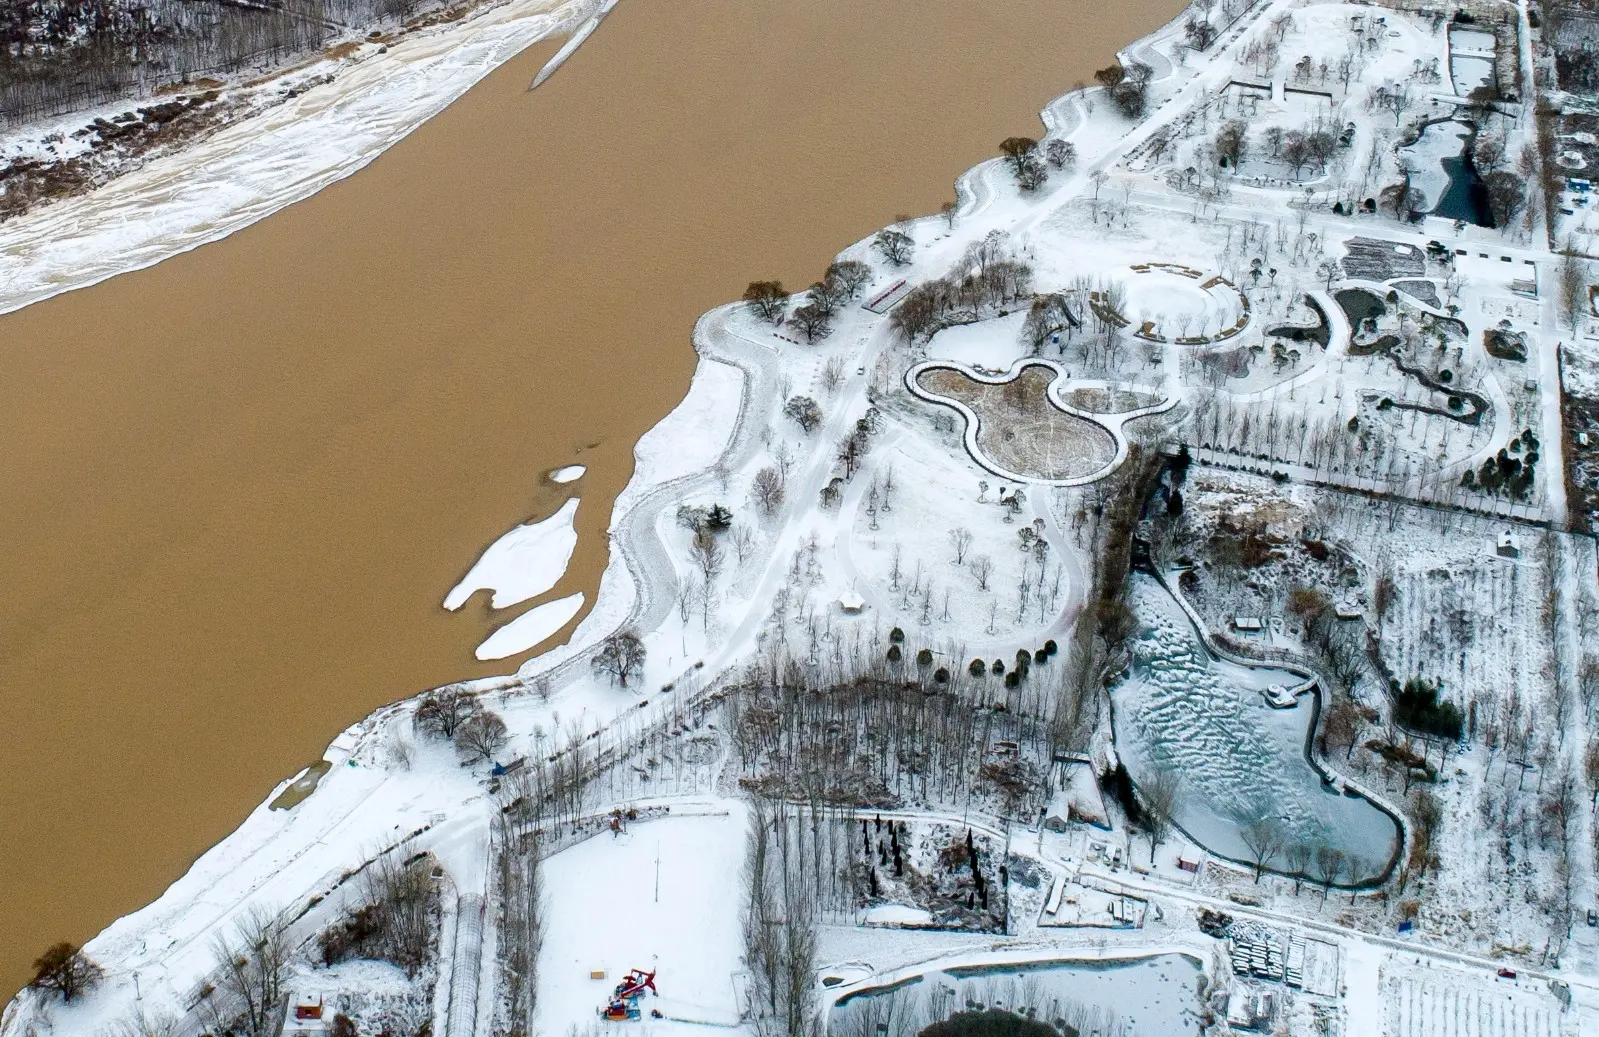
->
537;805;747;1035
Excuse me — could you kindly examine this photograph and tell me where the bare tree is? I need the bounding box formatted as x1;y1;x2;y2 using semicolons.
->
1484;170;1527;232
753;466;786;516
999;136;1047;190
789;302;833;342
949;527;974;565
104;1007;182;1037
454;709;508;765
1240;817;1285;882
494;804;545;1037
999;136;1039;175
692;527;725;584
1379;180;1424;223
592;631;647;688
1473;134;1505;173
28;942;101;1003
871;229;914;266
1045;139;1076;170
783;395;823;435
827;260;873;298
1313;845;1345;901
1090;170;1110;218
1286;844;1312;893
320;851;438;976
741;797;817;1037
733;523;757;566
970;554;994;591
210;908;290;1037
1214;119;1248;169
743;281;787;323
1139;767;1180;854
1558;245;1590;334
820;356;846;395
413;687;480;739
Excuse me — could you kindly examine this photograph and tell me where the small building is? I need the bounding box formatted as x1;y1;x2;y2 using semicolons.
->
1177;854;1202;874
1225;987;1275;1031
1233;616;1264;633
1044;760;1111;830
1335;601;1363;621
1262;684;1297;709
838;590;865;614
284;995;328;1035
1497;530;1520;558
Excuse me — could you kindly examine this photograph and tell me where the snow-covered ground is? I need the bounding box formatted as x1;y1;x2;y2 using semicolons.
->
537;805;746;1035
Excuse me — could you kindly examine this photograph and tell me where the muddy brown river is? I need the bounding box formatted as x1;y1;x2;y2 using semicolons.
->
0;0;1180;996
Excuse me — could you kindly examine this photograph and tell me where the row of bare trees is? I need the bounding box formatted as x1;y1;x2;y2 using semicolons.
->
742;796;818;1037
890;231;1034;341
2;0;420;127
494;785;546;1036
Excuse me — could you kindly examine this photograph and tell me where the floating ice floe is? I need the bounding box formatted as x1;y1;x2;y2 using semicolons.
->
444;497;579;611
475;591;585;661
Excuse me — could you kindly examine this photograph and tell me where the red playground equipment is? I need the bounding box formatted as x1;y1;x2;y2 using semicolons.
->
614;969;658;999
599;969;660;1022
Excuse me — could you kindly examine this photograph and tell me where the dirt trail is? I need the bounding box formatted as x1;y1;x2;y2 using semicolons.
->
0;0;1181;995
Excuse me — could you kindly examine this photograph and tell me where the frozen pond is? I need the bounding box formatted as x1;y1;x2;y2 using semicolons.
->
1448;28;1496;52
1399;120;1470;213
831;953;1204;1037
1449;53;1494;96
1109;574;1401;885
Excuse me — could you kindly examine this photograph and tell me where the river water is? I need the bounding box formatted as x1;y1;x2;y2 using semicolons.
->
0;0;1181;995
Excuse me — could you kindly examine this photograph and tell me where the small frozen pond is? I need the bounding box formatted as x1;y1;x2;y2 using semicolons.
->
1399;120;1471;213
831;953;1203;1037
1109;574;1401;885
1450;53;1494;97
1448;28;1496;53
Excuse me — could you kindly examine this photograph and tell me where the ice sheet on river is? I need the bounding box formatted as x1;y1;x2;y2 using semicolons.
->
1111;574;1400;884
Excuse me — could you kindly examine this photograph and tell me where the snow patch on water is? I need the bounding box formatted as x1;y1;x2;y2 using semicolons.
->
444;497;579;611
549;464;587;484
475;591;585;660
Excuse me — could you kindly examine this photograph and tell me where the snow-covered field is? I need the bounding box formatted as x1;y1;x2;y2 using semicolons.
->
537;806;746;1036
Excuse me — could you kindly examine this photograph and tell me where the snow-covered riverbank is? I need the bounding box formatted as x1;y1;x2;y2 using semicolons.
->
0;0;604;316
